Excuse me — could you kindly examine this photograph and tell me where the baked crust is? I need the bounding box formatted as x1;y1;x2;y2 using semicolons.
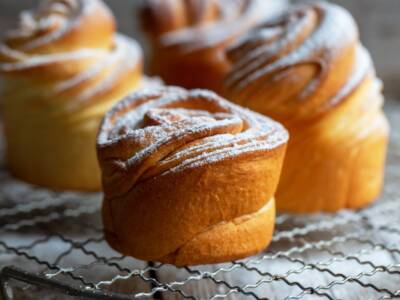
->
0;0;145;190
224;2;390;212
140;0;281;92
97;87;288;265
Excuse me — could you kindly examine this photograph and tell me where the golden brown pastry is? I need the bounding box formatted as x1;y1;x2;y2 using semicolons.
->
0;0;147;190
224;2;389;212
140;0;285;93
97;86;288;266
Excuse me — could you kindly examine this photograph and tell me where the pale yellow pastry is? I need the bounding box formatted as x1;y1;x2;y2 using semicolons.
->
0;0;146;190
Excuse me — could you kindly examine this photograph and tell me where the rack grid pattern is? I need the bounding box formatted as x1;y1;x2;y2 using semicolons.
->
0;101;399;300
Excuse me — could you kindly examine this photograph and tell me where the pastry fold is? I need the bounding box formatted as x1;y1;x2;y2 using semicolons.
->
224;2;389;212
140;0;284;92
97;87;288;265
0;0;145;190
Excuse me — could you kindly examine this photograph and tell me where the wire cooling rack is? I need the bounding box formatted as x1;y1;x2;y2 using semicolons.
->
0;100;399;300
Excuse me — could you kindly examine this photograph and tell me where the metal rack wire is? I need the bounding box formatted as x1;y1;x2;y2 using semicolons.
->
0;100;399;300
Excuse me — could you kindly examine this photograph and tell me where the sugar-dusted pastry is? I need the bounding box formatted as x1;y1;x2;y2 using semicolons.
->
224;1;389;213
0;0;147;190
97;87;288;266
140;0;286;92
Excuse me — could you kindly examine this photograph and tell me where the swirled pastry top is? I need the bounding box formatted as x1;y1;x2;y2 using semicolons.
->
224;1;375;123
97;87;289;198
0;0;143;113
140;0;277;52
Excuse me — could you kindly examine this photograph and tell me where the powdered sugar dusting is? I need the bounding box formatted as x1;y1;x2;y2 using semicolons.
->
65;35;142;110
225;2;370;119
329;45;373;107
0;46;107;71
0;0;143;114
5;0;106;51
143;0;285;52
97;87;288;195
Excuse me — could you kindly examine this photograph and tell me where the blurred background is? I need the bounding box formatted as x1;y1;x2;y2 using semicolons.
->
0;0;399;97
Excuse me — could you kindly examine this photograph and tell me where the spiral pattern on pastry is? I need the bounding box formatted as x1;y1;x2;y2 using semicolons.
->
0;0;143;114
225;1;371;122
224;1;390;212
97;87;288;265
140;0;285;92
0;0;146;190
